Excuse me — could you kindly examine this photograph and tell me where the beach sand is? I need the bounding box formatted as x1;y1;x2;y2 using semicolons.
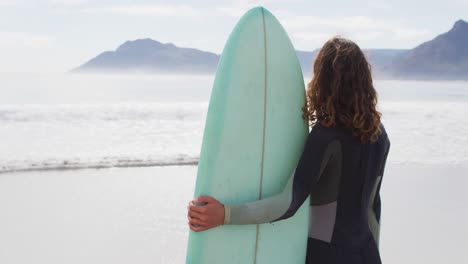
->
0;164;466;263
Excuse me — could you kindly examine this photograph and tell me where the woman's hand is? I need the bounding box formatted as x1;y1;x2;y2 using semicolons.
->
187;196;225;232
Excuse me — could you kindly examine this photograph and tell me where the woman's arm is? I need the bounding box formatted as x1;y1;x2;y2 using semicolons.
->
226;129;337;224
188;125;335;231
224;169;295;224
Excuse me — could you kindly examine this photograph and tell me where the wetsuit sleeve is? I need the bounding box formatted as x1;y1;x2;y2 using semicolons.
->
224;126;334;225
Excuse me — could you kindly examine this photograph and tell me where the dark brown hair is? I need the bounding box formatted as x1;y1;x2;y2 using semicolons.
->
303;36;381;143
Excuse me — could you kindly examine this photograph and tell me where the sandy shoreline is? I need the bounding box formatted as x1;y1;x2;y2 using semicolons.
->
0;164;467;263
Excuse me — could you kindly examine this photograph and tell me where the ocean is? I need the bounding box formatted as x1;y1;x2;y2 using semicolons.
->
0;73;467;263
1;73;467;174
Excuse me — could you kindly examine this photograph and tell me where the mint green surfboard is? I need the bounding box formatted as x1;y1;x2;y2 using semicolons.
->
186;7;309;264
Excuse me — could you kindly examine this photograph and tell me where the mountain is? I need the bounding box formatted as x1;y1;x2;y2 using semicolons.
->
75;39;403;77
74;19;468;79
74;38;219;74
297;20;468;79
390;19;468;79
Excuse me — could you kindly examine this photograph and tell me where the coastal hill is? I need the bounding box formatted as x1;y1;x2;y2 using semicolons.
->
390;19;468;79
75;40;405;77
74;39;219;74
74;19;468;80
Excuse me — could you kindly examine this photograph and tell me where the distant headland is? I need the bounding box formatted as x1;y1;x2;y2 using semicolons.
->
74;19;468;80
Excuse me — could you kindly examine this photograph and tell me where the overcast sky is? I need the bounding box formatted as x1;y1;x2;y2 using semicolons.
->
0;0;466;72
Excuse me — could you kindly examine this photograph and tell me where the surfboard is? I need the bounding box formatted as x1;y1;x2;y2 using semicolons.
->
186;7;309;264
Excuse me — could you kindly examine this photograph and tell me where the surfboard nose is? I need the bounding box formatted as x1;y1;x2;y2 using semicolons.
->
249;6;266;13
241;6;278;30
244;6;272;18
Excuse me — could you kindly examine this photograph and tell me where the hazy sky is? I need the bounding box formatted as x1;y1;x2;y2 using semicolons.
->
0;0;466;72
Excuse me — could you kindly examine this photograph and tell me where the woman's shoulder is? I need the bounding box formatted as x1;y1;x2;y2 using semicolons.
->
378;122;390;146
310;122;348;136
379;122;387;134
308;122;344;142
310;122;389;145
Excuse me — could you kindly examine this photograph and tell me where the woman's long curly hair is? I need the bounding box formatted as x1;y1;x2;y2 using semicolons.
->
303;37;382;143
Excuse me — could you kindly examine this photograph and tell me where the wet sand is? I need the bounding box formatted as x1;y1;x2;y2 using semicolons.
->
0;164;466;263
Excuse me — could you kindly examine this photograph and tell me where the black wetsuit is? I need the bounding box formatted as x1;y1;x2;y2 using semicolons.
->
223;123;390;264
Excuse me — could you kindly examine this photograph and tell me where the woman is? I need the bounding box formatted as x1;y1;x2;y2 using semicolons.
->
187;36;390;264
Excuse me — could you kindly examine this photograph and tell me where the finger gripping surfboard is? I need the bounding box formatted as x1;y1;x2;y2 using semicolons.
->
186;7;309;264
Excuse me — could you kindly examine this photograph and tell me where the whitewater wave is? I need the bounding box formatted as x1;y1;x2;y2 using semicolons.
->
0;102;206;175
0;156;199;174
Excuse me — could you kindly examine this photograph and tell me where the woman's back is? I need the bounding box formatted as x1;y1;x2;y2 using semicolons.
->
303;123;390;263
